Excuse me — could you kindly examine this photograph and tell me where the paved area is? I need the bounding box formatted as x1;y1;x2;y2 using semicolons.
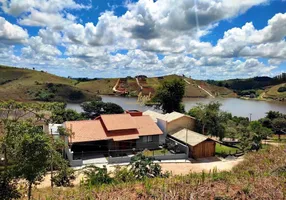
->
82;155;108;165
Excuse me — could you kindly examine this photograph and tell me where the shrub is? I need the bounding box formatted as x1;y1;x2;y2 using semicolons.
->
35;90;55;101
68;90;84;101
0;175;21;200
277;86;286;93
83;166;113;186
129;153;163;180
51;167;76;187
113;166;135;183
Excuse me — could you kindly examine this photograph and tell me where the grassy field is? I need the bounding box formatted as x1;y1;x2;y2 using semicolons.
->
143;148;170;157
29;145;286;199
215;144;239;155
264;83;286;100
0;66;100;103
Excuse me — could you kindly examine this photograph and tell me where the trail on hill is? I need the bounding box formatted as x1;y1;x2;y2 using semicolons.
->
136;77;143;90
112;78;121;93
184;79;215;98
198;85;215;98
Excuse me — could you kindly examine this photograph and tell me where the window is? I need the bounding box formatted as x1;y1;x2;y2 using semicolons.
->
142;136;153;143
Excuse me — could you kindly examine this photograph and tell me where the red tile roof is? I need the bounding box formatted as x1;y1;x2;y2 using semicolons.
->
101;114;137;131
65;114;162;143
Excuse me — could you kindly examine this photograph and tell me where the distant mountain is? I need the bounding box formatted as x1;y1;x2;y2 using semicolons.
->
0;65;234;102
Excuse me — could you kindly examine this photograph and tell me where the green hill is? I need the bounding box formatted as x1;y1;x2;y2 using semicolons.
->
206;75;286;101
0;65;99;102
262;83;286;101
0;65;234;102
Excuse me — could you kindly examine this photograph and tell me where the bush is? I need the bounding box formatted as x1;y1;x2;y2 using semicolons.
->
0;174;21;200
35;90;55;101
130;153;163;180
277;86;286;93
113;166;135;183
83;166;113;186
68;90;84;101
51;167;76;187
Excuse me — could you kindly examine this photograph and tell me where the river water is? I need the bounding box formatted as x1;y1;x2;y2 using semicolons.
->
66;96;286;120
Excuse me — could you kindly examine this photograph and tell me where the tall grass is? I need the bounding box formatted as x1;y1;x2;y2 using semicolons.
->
32;145;286;200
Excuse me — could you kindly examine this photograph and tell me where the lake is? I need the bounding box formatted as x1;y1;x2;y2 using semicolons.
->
67;96;286;120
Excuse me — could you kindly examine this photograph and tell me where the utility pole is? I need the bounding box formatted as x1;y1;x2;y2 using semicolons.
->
185;129;188;162
50;128;54;188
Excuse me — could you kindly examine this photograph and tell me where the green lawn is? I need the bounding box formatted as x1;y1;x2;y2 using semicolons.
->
143;149;169;157
215;144;238;155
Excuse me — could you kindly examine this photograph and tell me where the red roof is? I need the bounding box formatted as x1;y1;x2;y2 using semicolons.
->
65;114;162;143
101;114;137;131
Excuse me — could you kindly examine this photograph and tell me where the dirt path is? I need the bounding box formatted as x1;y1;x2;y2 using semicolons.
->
198;85;215;98
112;78;121;93
136;77;143;90
184;78;215;98
160;158;244;175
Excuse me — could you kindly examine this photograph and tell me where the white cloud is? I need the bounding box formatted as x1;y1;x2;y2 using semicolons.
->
1;0;90;29
21;36;61;60
0;0;284;79
0;0;90;16
18;9;76;29
0;17;28;44
210;13;286;59
38;28;61;45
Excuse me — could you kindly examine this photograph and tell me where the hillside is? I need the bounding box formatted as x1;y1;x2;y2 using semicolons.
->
0;65;234;102
207;75;286;101
262;83;286;101
0;66;99;102
32;146;286;200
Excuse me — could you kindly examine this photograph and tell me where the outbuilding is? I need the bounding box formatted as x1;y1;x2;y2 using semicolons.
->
143;110;196;144
170;128;216;159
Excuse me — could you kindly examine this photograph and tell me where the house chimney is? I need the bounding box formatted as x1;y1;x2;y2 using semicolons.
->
125;110;143;116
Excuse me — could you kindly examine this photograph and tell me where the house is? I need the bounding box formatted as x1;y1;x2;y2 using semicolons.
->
170;128;216;159
143;110;196;144
64;111;163;162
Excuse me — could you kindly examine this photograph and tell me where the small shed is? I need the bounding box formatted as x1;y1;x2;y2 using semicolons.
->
170;128;216;159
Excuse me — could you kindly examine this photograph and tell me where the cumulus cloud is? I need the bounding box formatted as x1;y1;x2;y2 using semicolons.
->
0;0;90;29
21;36;61;61
0;17;28;44
0;0;284;79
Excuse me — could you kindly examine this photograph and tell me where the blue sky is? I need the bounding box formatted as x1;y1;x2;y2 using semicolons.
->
0;0;285;80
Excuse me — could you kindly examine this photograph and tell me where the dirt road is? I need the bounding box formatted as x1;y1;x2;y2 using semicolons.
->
160;157;244;175
36;157;243;188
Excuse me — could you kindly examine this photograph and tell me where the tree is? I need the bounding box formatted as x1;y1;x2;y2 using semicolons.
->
272;118;286;141
81;101;124;118
83;165;113;186
266;111;282;120
153;78;185;113
9;122;52;200
51;108;85;123
248;121;272;139
188;101;223;138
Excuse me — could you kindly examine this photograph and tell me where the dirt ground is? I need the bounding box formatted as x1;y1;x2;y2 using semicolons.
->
160;157;244;175
36;157;243;189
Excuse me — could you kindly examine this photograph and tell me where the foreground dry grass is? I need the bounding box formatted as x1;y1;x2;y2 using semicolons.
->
29;145;286;200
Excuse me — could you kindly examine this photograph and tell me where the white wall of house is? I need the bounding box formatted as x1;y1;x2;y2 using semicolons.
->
155;115;196;144
167;116;195;134
157;119;167;144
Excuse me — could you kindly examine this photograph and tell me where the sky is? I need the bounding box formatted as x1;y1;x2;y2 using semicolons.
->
0;0;285;80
